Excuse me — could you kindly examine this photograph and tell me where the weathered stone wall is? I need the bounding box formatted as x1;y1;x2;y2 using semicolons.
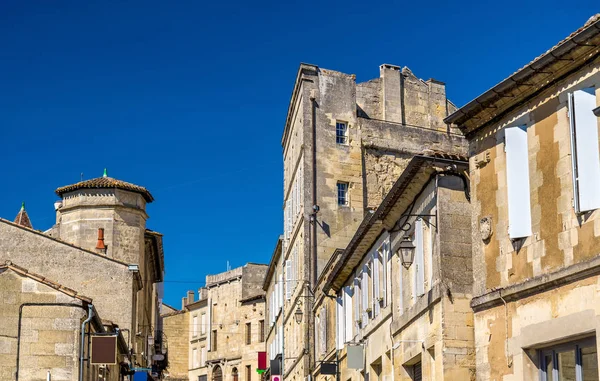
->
0;220;135;332
162;310;189;380
468;63;600;295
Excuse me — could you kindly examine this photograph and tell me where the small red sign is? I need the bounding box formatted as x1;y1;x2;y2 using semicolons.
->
258;351;267;370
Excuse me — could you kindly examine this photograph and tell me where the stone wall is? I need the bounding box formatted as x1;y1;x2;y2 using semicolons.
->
0;220;135;332
162;311;189;381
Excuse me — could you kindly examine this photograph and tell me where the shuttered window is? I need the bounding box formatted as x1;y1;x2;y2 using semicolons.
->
201;313;206;334
354;277;361;328
336;294;344;350
344;286;354;342
505;125;533;238
245;322;251;345
414;219;425;297
569;88;600;213
259;320;264;342
285;260;292;300
413;362;422;381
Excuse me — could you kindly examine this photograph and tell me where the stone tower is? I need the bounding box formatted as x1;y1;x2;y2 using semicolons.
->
52;169;154;264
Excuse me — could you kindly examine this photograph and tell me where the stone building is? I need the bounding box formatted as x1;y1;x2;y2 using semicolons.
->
0;261;128;381
272;63;467;381
0;171;166;376
314;154;473;381
445;14;600;381
162;264;267;381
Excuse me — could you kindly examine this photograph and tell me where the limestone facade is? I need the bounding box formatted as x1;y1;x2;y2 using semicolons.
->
0;173;166;375
274;62;467;381
0;262;127;381
162;264;267;381
445;14;600;381
315;155;473;381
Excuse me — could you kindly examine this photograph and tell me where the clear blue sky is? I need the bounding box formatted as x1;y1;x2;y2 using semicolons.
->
1;1;597;307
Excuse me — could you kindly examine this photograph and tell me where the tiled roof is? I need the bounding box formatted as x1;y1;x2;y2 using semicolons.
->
13;203;32;229
55;176;154;202
0;261;93;303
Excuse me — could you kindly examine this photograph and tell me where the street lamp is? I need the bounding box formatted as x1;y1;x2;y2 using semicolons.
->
398;236;416;269
294;306;303;324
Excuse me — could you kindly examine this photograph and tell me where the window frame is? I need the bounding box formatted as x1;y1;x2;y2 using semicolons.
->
337;182;349;207
538;337;597;381
336;121;349;145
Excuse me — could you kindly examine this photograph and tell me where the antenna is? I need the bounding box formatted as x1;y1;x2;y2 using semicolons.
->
227;261;230;271
80;173;84;181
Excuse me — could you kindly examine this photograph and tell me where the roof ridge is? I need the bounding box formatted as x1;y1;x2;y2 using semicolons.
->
55;175;154;202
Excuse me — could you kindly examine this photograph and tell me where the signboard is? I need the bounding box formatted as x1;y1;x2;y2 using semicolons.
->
271;375;281;381
321;362;337;375
90;336;117;365
347;344;364;370
257;351;267;371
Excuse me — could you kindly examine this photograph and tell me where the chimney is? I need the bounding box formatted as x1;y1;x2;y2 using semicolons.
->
380;64;403;124
187;290;195;305
96;228;106;251
182;297;187;310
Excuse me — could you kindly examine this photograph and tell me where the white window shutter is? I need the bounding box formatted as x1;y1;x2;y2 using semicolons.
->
344;286;353;342
373;253;380;315
354;278;361;327
285;260;292;300
415;219;425;297
571;88;600;212
206;299;212;351
362;267;369;322
336;295;344;350
427;223;434;290
505;125;533;238
278;274;283;311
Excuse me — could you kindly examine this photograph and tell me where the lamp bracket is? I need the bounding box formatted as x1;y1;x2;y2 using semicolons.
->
391;213;437;233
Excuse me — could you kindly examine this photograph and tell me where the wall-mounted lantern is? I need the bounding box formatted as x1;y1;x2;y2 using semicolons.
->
294;306;303;324
397;236;416;269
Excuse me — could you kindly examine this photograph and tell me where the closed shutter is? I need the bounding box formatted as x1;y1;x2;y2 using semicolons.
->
505;125;532;238
415;219;425;297
362;266;369;322
373;252;380;316
570;88;600;212
413;362;422;381
285;260;292;300
206;299;212;351
354;277;361;328
336;295;344;350
344;286;353;342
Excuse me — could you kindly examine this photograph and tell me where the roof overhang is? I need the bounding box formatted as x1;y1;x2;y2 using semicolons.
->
445;14;600;136
321;154;468;294
262;236;283;291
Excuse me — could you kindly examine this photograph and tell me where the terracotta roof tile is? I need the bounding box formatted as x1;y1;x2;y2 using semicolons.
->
55;175;154;202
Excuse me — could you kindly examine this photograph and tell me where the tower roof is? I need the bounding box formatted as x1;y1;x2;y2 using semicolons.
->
14;202;33;229
55;170;154;202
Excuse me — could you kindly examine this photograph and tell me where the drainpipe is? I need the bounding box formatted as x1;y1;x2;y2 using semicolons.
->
80;304;94;381
16;303;89;381
309;90;318;377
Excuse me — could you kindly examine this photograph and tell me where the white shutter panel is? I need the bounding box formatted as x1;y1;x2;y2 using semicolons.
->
570;88;600;212
353;278;361;327
344;286;353;342
336;295;344;350
278;325;283;354
362;267;369;322
206;298;212;351
415;219;425;297
373;252;380;316
505;125;533;238
285;260;292;300
383;242;389;307
427;223;433;290
278;274;283;312
201;313;206;334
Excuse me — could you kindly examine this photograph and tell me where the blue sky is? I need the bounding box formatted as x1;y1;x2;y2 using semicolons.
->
0;1;597;307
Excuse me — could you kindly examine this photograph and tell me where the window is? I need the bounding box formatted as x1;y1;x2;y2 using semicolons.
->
336;122;348;144
212;330;218;351
569;87;600;213
193;315;199;337
201;313;206;334
259;320;265;342
246;365;252;381
505;125;532;238
337;182;349;206
343;285;353;342
414;220;425;297
192;348;199;368
201;346;207;366
245;322;251;345
412;362;422;381
539;339;598;381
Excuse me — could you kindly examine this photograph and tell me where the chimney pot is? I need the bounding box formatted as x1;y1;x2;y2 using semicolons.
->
96;228;106;251
187;290;194;304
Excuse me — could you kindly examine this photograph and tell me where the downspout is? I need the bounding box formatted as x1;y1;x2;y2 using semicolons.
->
80;303;94;381
282;253;286;379
308;90;318;379
16;303;89;381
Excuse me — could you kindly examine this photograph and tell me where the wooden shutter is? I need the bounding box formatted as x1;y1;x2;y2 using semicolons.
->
505;125;532;238
336;294;344;350
570;88;600;212
415;219;425;297
373;252;380;316
344;286;353;342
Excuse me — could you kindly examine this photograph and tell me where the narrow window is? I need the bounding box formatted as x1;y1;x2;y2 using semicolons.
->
285;260;292;300
259;320;265;342
343;285;354;342
569;87;600;213
414;220;425;297
337;182;349;206
246;365;252;381
201;313;206;334
412;362;422;381
201;346;206;366
193;348;199;368
336;294;344;350
193;315;198;337
245;322;251;345
505;125;532;238
336;121;348;144
212;330;218;351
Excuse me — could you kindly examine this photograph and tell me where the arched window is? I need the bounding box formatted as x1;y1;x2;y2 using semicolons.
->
213;366;223;381
232;367;238;381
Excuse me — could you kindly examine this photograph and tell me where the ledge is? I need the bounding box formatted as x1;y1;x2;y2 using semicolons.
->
391;283;442;335
471;254;600;312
